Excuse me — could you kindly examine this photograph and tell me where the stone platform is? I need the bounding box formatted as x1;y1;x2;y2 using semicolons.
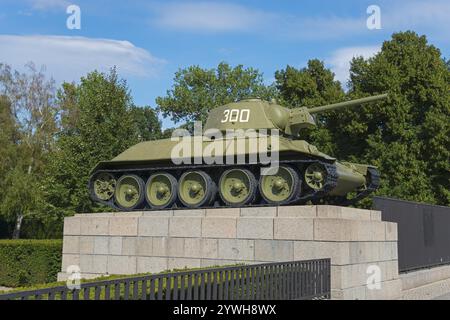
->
59;205;400;300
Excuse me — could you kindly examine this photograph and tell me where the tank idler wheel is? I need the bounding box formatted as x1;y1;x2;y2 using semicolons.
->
178;171;216;208
259;165;301;205
114;174;145;210
92;172;116;201
219;168;257;207
305;163;327;190
145;172;178;209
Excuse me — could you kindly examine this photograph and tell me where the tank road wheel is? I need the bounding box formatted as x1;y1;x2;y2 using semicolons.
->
219;168;257;206
178;171;216;208
258;165;301;205
304;163;327;190
114;174;145;210
92;172;116;201
145;172;177;209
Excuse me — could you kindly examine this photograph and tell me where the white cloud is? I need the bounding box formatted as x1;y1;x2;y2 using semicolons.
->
0;35;166;83
28;0;69;10
385;0;450;32
153;2;276;33
150;1;450;42
328;46;381;86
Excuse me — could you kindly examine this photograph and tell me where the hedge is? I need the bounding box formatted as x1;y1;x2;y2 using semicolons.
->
0;240;62;287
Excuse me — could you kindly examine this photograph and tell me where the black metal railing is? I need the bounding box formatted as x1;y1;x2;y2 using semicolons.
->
0;259;330;300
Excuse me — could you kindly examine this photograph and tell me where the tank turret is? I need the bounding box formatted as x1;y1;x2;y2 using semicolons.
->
204;94;388;137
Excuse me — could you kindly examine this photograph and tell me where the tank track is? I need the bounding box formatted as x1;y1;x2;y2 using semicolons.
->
337;167;380;206
89;159;339;211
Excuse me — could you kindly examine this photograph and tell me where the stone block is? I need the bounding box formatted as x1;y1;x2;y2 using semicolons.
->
254;240;293;262
109;217;138;236
317;205;371;220
240;207;276;217
202;218;236;238
314;219;352;241
293;241;349;265
351;220;386;241
93;236;109;255
201;239;218;259
277;206;316;218
365;279;402;300
152;237;168;256
169;217;202;237
370;210;382;221
136;237;153;256
218;239;254;260
107;256;137;274
332;260;400;290
63;236;79;254
400;265;450;291
184;238;201;258
142;210;173;217
77;212;113;217
274;218;313;240
173;209;205;217
314;219;385;242
236;218;273;239
168;258;201;270
331;286;366;300
113;212;143;217
385;222;398;241
109;237;122;255
64;217;81;235
80;255;107;274
61;254;80;271
348;241;397;264
206;208;240;217
80;217;109;236
138;217;169;237
79;236;94;254
137;257;168;273
167;237;185;257
122;237;137;255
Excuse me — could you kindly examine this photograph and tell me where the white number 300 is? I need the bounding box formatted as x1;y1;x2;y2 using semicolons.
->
220;109;250;123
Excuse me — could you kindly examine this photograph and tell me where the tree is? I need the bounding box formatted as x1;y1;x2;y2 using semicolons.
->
0;63;58;238
156;62;276;126
130;106;163;141
338;31;450;205
43;68;156;215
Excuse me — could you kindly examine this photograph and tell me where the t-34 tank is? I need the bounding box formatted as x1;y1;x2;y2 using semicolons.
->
89;94;388;211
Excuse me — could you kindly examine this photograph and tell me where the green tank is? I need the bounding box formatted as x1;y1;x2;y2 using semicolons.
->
89;94;388;211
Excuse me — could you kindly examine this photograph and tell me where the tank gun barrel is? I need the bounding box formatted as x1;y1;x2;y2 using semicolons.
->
308;93;388;114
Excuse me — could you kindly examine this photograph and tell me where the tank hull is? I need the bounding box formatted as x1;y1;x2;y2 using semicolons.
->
89;136;378;211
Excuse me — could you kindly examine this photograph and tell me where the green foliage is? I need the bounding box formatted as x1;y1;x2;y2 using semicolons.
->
342;31;449;205
0;64;58;238
130;105;163;141
156;62;276;125
43;68;162;215
0;240;62;287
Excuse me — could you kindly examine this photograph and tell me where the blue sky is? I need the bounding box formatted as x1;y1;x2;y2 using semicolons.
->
0;0;449;128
